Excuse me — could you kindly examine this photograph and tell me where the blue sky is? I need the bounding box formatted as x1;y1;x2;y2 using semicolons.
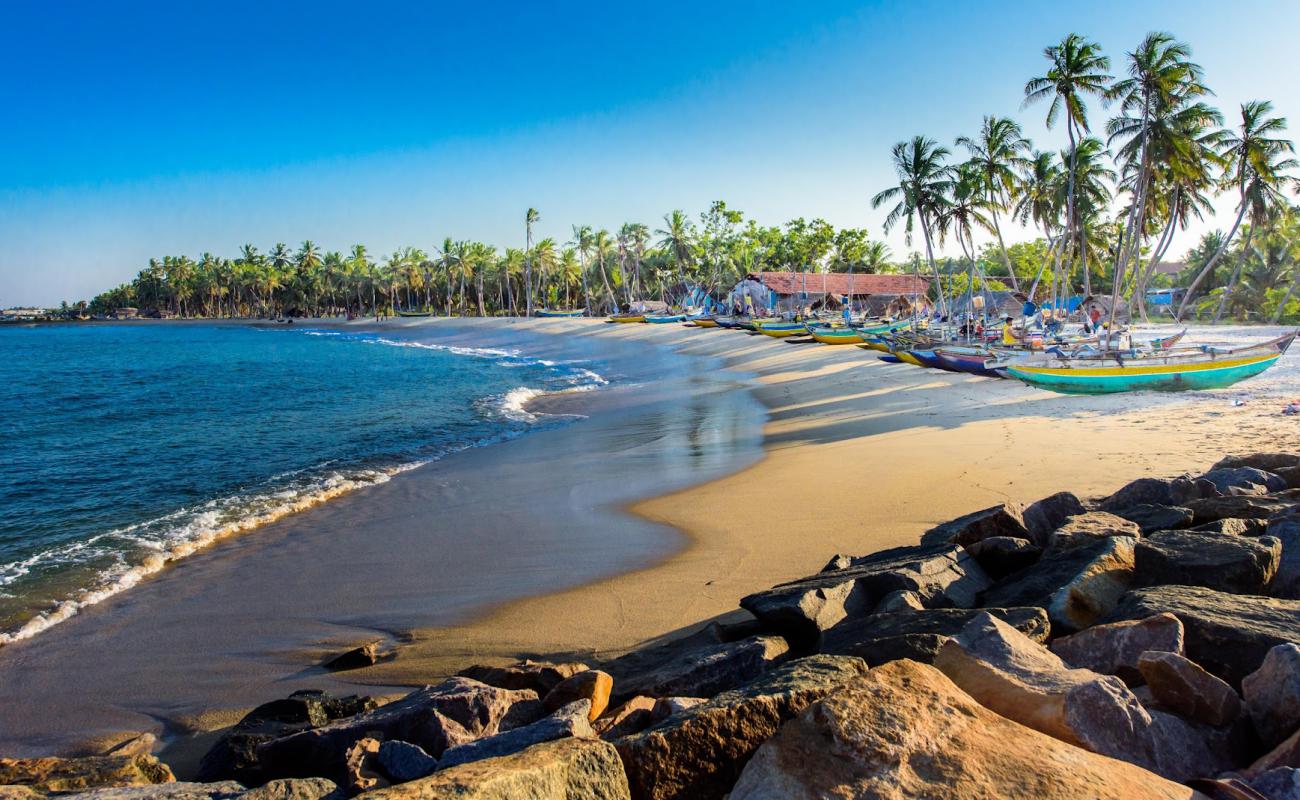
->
3;0;1298;305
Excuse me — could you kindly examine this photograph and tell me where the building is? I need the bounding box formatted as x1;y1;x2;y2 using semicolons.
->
746;272;932;314
2;307;45;320
115;307;139;319
1153;261;1189;276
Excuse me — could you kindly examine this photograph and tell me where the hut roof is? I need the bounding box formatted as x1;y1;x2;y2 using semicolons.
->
757;272;930;297
1153;261;1188;275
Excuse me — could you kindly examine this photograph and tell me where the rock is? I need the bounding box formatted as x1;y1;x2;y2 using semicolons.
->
1243;644;1300;749
648;697;704;722
964;536;1042;580
926;502;1031;546
1192;518;1268;536
614;655;867;800
542;671;612;721
1023;491;1088;545
820;554;852;571
980;536;1136;633
1251;767;1300;799
51;783;245;800
1047;512;1143;551
871;588;925;612
1138;651;1242;726
0;787;44;800
1146;709;1242;787
257;678;541;780
1268;513;1300;599
238;778;340;800
728;659;1205;800
739;543;990;648
1051;613;1184;686
354;738;629;800
1213;453;1300;473
602;628;789;703
1101;476;1202;511
0;756;174;793
1134;531;1281;594
376;741;437;783
104;734;158;758
933;612;1159;771
1249;727;1300;780
1105;585;1300;688
198;691;376;784
1200;467;1289;495
345;739;387;794
818;607;1050;666
1114;504;1195;534
322;642;380;671
593;697;658;740
1187;495;1298;524
456;660;590;696
1279;467;1300;491
438;701;594;770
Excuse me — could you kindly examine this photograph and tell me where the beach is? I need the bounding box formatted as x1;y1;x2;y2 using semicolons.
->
0;317;1296;765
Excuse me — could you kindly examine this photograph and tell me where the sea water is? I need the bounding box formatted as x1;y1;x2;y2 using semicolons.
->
0;322;606;642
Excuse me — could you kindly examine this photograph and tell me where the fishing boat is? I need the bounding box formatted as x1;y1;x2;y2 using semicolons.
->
608;313;646;323
536;309;585;318
1003;332;1295;394
809;326;865;345
933;345;1005;378
397;310;433;317
754;319;808;339
692;317;720;328
645;313;687;324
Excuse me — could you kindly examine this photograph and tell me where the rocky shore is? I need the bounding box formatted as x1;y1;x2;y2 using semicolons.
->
8;451;1300;799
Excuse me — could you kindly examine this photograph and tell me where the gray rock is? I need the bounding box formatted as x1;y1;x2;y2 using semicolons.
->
1268;512;1300;599
1199;467;1289;494
1212;453;1300;473
964;536;1042;580
1190;518;1268;536
818;607;1050;666
1134;531;1281;594
739;543;989;649
1100;476;1203;512
1047;512;1143;551
1113;504;1195;534
438;701;594;770
1051;613;1184;686
980;536;1136;633
455;660;590;696
1251;767;1300;799
1138;651;1242;727
925;503;1031;546
376;741;437;783
872;588;925;612
54;784;245;800
615;655;868;800
322;642;380;671
1104;585;1300;688
601;627;788;704
1023;491;1087;546
1244;644;1300;750
1186;495;1299;525
236;779;339;800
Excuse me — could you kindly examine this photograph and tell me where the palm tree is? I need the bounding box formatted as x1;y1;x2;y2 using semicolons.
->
593;230;618;311
956;116;1031;290
1178;100;1300;320
524;208;539;316
571;225;594;314
656;211;694;290
532;238;558;309
871;136;954;315
1024;33;1112;296
1014;150;1065;300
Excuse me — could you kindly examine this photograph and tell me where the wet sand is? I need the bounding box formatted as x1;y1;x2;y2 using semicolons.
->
1;317;1296;763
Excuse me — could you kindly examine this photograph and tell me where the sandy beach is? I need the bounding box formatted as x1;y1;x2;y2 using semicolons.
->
0;317;1296;766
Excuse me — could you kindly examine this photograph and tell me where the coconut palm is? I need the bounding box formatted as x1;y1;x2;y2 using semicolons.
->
1178;101;1300;320
871;136;954;315
956;116;1031;289
656;211;694;290
1014;150;1065;300
571;225;594;314
524;208;539;316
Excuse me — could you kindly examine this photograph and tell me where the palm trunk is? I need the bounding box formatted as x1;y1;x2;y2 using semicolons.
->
1274;274;1300;323
989;204;1020;291
1214;222;1255;323
918;211;947;318
1177;192;1247;320
1133;208;1179;323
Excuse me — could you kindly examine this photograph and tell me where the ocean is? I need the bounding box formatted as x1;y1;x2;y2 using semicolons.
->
0;322;607;643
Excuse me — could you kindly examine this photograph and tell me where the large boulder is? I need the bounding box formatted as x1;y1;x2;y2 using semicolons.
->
239;779;339;800
1268;511;1300;599
933;613;1159;771
1243;644;1300;750
739;544;990;649
1047;512;1143;551
376;741;438;783
964;536;1042;580
198;691;375;784
355;738;630;800
980;536;1136;632
1187;495;1298;525
1138;651;1242;727
1101;477;1203;511
1212;453;1300;473
728;659;1205;800
456;660;590;696
1134;531;1281;594
601;627;788;704
1105;585;1300;688
925;502;1030;546
818;607;1049;666
1191;518;1268;536
439;700;594;770
1250;767;1300;799
542;671;612;721
1113;504;1195;534
1199;467;1288;495
257;678;542;780
49;784;245;800
1023;491;1088;545
0;756;174;793
614;655;867;800
1051;613;1185;686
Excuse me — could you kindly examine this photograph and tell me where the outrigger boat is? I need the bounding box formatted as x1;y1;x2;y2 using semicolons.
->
754;319;808;339
536;309;586;318
690;316;720;328
809;326;865;345
608;313;646;323
396;310;433;317
646;313;687;324
1001;332;1296;394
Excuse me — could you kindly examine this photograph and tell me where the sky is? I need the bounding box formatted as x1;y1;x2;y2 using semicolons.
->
2;0;1299;306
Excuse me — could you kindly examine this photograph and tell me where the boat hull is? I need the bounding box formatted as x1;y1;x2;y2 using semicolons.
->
609;315;646;323
809;328;864;345
646;314;687;324
755;322;807;338
1008;352;1284;394
536;309;585;318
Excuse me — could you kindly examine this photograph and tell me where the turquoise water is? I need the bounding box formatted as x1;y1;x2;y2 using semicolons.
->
0;322;606;641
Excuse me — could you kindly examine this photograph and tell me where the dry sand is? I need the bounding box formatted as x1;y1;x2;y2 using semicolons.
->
357;318;1297;686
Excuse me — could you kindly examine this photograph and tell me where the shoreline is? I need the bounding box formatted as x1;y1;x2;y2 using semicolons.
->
1;317;1297;767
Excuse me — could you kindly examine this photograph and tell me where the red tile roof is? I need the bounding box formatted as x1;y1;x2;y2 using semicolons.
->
757;272;931;296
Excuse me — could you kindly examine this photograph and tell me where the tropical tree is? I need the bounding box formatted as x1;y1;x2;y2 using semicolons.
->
524;208;539;316
956;116;1031;289
872;136;954;314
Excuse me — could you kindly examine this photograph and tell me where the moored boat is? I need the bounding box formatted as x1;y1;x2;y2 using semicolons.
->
754;319;809;338
809;327;865;345
536;309;586;318
608;313;647;323
645;313;687;324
